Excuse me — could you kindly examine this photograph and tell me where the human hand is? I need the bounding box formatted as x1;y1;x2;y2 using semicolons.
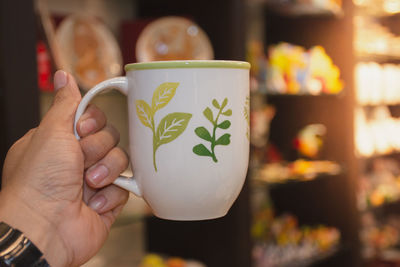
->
0;70;129;267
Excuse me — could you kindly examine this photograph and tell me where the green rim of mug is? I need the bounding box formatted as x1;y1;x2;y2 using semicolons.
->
125;60;251;71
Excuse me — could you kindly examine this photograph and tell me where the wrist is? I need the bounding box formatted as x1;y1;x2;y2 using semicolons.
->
0;222;49;266
0;190;70;267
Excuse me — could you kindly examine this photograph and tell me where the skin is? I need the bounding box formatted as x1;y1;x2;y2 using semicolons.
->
0;71;130;267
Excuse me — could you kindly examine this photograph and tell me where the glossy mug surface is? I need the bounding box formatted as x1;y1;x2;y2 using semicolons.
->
74;60;250;220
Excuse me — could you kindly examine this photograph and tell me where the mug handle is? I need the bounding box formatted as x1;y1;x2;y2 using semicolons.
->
73;76;142;197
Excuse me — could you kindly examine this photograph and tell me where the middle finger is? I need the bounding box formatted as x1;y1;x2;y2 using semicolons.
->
80;124;120;168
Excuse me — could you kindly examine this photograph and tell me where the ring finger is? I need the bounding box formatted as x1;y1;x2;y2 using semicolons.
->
85;147;129;188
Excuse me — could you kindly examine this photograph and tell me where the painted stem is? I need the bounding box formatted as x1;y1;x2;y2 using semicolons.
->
151;117;158;172
153;141;157;172
210;106;223;163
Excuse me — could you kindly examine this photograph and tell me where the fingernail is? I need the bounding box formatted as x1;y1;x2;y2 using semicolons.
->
54;70;68;90
80;118;97;136
89;195;106;212
87;164;109;186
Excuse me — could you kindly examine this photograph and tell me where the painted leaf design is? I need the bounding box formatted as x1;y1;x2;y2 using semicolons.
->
135;100;153;129
212;99;220;109
215;133;231;146
203;107;214;124
217;120;231;129
221;98;228;109
193;144;213;157
244;107;249;123
222;109;232;116
155;112;192;148
152;82;179;112
195;127;212;141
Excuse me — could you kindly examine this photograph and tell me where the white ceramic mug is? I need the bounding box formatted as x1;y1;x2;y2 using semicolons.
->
74;60;250;220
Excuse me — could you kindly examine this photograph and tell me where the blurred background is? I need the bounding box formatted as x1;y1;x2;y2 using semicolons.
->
3;0;400;266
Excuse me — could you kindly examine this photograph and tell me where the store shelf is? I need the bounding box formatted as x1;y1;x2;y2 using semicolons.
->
362;199;400;215
253;172;342;189
251;160;342;187
265;92;343;97
251;90;343;98
354;6;400;18
253;243;341;267
356;103;400;108
266;2;343;17
357;151;400;161
356;52;400;63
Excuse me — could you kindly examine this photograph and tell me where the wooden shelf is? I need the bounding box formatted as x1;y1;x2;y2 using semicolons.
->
266;2;343;18
356;52;400;63
361;199;400;215
253;172;341;189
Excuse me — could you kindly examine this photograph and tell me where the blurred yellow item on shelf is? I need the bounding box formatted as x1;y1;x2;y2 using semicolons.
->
294;124;326;158
267;42;344;95
308;46;343;94
139;254;206;267
290;159;313;176
370;190;385;207
166;258;185;267
269;42;306;94
140;254;167;267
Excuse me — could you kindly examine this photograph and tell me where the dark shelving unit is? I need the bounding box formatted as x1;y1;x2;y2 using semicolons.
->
260;0;361;266
0;0;40;186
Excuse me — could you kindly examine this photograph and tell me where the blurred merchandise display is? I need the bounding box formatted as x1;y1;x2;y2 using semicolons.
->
361;212;400;259
354;16;400;58
354;1;400;264
293;124;326;158
135;16;214;62
139;254;206;267
35;0;61;92
36;40;54;92
358;158;400;210
56;15;123;90
355;106;400;157
247;41;344;95
253;159;341;184
252;206;340;267
251;117;340;184
250;93;276;148
353;0;400;16
268;43;344;95
247;41;268;94
355;62;400;105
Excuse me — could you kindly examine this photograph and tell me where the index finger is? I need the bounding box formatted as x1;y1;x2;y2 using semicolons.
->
76;104;107;138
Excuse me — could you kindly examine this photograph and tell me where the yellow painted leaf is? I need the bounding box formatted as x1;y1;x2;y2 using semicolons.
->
152;82;179;112
135;100;153;129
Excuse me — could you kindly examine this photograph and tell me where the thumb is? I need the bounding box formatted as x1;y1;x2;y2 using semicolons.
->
40;70;82;132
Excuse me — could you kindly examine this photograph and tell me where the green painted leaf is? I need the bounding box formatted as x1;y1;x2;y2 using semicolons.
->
217;120;231;129
135;100;153;129
212;99;220;109
193;144;212;157
222;109;232;116
155;112;192;148
152;82;179;112
244;107;249;123
203;107;214;124
195;127;212;141
221;98;228;109
215;133;231;146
